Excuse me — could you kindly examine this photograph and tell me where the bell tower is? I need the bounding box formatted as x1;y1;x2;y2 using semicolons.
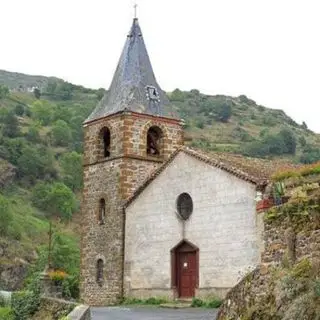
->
80;17;184;305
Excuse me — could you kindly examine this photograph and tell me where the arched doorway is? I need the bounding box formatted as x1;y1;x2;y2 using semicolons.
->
171;240;199;298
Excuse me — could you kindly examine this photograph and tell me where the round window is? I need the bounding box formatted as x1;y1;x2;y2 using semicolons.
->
176;193;193;220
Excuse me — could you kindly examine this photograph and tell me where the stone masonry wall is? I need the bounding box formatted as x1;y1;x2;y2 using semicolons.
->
124;152;260;299
262;214;320;269
81;112;183;305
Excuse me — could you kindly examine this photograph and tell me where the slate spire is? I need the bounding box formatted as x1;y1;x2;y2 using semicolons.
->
85;18;172;123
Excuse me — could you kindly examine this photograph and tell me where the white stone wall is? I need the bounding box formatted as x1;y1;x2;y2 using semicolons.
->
124;152;260;298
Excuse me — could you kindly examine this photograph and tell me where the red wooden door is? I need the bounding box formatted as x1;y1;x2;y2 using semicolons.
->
178;251;196;298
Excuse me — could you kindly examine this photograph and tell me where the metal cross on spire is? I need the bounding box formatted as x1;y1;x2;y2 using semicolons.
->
134;3;138;19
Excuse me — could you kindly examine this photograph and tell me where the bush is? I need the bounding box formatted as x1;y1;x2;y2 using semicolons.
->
11;291;40;320
191;298;204;307
205;298;222;308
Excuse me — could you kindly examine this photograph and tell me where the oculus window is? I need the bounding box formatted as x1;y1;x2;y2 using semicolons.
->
176;193;193;220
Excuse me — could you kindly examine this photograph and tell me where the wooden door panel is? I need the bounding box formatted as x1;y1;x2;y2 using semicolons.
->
178;251;196;297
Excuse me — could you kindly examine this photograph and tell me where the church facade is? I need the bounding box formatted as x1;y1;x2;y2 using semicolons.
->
80;18;266;306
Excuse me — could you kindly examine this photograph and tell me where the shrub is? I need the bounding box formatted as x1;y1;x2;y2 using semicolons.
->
11;291;40;320
62;274;80;299
205;298;222;308
191;298;204;307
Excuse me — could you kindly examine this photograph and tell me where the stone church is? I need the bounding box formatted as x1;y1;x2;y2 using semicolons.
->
80;18;268;306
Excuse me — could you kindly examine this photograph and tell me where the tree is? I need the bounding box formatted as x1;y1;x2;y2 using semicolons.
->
57;82;73;100
170;89;185;102
32;182;77;220
2;111;20;138
31;182;51;211
216;102;232;122
279;128;296;154
96;88;106;101
51;120;72;146
52;104;73;123
1;137;26;164
60;152;83;191
48;183;77;220
17;146;44;183
300;146;320;164
16;145;56;184
46;80;58;94
31;100;53;125
33;88;41;99
15;104;25;116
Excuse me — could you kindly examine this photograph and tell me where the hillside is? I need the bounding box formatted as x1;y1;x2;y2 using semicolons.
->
0;69;320;307
1;70;320;163
0;70;62;91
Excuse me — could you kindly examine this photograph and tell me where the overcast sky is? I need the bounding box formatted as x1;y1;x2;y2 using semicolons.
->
1;0;319;132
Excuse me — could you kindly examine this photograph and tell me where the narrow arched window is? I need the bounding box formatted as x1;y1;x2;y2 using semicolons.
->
96;259;104;285
146;126;163;156
99;199;106;225
100;127;110;158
